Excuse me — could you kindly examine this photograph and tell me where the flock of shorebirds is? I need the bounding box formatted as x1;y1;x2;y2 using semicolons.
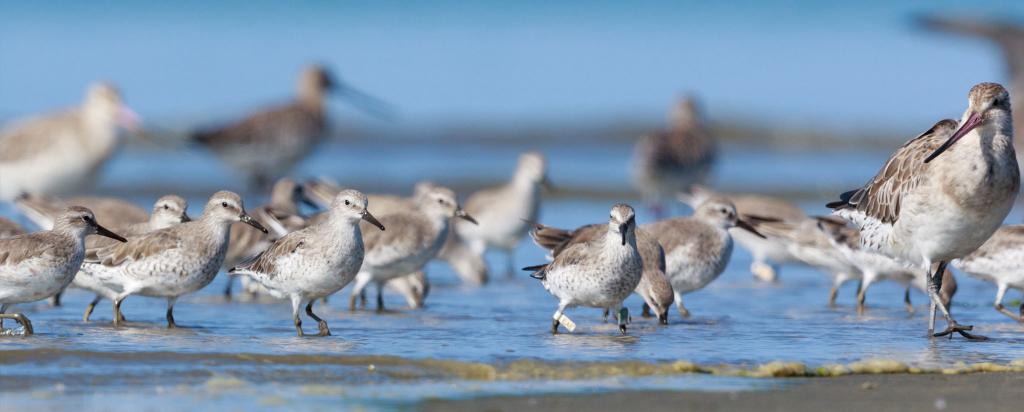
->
3;18;1024;339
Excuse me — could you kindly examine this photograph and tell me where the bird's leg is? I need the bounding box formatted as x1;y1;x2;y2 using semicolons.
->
1;303;6;329
306;301;331;336
828;285;839;308
113;296;127;327
641;303;653;318
505;250;516;278
658;311;669;325
674;291;690;318
348;274;372;312
551;301;569;334
602;308;609;321
83;295;102;322
50;290;63;307
223;276;234;302
291;295;304;337
928;261;986;340
0;313;33;335
165;297;177;329
856;288;867;315
904;286;914;314
993;283;1022;322
375;282;385;313
613;304;627;335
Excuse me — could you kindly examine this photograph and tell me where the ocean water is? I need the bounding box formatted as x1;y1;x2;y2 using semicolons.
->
2;139;1024;410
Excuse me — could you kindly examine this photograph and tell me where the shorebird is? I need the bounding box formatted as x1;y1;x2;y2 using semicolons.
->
222;178;314;299
632;97;716;217
0;207;125;334
80;191;267;327
77;195;190;322
15;193;151;306
191;64;392;189
348;186;476;312
645;195;763;317
816;216;956;314
0;83;140;201
304;178;441;306
919;16;1024;166
754;216;863;307
953;225;1024;322
685;186;806;282
530;222;673;324
230;190;384;336
829;83;1020;339
0;217;25;239
454;151;550;278
524;204;643;334
15;194;149;231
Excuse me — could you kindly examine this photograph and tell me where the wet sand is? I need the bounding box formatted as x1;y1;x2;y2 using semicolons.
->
422;372;1024;412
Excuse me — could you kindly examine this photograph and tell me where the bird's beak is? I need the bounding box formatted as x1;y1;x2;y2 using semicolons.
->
456;208;478;225
181;212;192;223
618;223;629;245
361;210;385;231
735;218;766;239
116;106;143;133
336;82;397;120
94;223;127;243
925;111;983;163
541;175;556;192
240;213;269;233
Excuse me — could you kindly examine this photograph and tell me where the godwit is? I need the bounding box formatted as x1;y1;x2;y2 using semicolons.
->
829;84;1019;339
632;97;716;217
191;64;392;189
0;83;140;200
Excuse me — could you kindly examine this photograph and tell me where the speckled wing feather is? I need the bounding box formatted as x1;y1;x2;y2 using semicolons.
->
0;234;58;266
231;231;307;276
89;228;182;266
363;213;432;257
191;103;323;149
827;119;957;224
0;217;26;238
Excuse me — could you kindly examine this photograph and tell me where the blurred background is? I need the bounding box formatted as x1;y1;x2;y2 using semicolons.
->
2;1;1023;201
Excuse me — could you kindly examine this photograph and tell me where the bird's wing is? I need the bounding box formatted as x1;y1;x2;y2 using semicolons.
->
0;234;56;267
827;119;957;225
232;230;307;275
0;110;80;162
191;103;321;149
89;228;182;266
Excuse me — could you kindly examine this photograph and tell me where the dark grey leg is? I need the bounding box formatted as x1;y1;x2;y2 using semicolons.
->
306;301;331;336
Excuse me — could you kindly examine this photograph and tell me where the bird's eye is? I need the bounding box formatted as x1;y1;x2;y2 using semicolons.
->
82;216;92;222
344;200;350;206
438;199;444;204
163;205;169;210
221;202;229;208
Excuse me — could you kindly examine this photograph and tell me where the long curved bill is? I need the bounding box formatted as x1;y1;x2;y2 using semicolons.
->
736;219;766;239
456;209;478;225
361;210;386;231
925;112;982;163
240;213;269;233
95;223;127;243
338;83;397;120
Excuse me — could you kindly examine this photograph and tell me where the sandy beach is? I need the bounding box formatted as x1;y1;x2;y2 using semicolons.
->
422;372;1024;412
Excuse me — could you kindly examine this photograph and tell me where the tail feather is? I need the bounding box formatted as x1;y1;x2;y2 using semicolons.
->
528;223;573;252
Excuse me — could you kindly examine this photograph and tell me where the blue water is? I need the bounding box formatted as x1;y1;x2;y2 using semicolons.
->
2;140;1024;410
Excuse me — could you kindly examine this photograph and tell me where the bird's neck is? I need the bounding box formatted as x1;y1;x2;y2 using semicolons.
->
298;89;327;113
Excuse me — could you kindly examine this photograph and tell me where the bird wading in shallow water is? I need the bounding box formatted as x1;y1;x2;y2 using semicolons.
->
829;83;1019;340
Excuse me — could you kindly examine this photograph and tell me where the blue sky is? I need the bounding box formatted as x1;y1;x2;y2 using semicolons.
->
1;1;1022;131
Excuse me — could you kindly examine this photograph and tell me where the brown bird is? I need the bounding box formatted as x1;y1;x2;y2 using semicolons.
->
632;97;716;218
191;64;393;189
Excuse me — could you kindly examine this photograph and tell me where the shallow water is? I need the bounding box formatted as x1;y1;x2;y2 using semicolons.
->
3;141;1024;410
